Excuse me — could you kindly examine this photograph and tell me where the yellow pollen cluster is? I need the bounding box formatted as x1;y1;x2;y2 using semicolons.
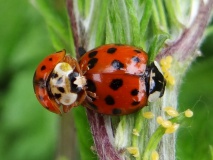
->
163;106;179;117
156;116;179;134
165;123;180;134
160;56;175;86
185;109;193;117
156;116;164;124
151;150;159;160
143;111;155;119
132;128;140;136
127;147;140;157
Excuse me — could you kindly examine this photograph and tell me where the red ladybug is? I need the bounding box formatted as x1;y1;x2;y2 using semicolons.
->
79;44;166;115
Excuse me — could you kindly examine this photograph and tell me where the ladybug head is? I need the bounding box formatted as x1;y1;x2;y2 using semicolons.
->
48;61;87;113
145;61;166;102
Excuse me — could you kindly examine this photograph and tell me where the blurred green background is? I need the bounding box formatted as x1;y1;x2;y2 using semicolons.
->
0;0;212;160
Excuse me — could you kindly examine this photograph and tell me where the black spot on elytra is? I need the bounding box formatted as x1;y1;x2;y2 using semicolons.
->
57;87;65;93
131;101;140;106
54;93;61;99
88;58;98;69
78;47;86;57
134;49;141;53
111;60;124;70
45;106;50;110
56;77;63;85
49;58;53;61
112;108;122;115
131;89;139;96
88;51;98;58
86;79;96;92
132;56;140;63
107;47;117;54
105;95;115;105
110;79;123;90
41;65;46;71
88;102;98;110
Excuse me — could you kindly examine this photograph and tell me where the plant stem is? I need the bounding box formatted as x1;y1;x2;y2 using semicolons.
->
67;0;82;59
86;110;124;160
156;0;213;61
66;0;213;159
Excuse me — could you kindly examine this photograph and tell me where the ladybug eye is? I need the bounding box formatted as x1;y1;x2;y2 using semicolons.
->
147;61;166;102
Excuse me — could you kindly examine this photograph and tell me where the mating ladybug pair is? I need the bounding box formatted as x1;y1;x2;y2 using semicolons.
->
33;44;166;115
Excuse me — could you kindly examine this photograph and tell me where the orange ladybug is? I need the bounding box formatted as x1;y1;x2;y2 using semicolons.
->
33;50;86;114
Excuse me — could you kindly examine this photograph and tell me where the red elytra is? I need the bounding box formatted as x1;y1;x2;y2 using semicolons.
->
79;44;149;115
33;50;66;114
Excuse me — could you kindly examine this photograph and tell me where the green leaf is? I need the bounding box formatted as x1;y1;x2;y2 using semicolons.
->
177;56;213;160
148;33;169;62
210;145;213;160
106;1;128;44
87;1;109;47
152;0;168;33
32;0;74;54
72;107;97;160
0;69;58;160
139;0;153;45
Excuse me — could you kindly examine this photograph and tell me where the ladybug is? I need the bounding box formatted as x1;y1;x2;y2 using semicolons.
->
79;44;166;115
33;44;166;115
33;50;87;114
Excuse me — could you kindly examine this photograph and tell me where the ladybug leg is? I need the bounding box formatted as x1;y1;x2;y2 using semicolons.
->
87;91;96;98
82;66;89;75
63;103;76;113
73;59;84;75
86;91;97;102
64;56;84;75
77;91;87;105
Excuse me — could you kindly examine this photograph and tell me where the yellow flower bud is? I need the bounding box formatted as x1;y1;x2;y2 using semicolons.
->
185;109;193;117
132;128;140;136
151;150;159;160
166;56;173;64
161;120;172;128
127;147;140;157
164;107;179;117
143;111;155;119
165;123;179;134
157;116;164;125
